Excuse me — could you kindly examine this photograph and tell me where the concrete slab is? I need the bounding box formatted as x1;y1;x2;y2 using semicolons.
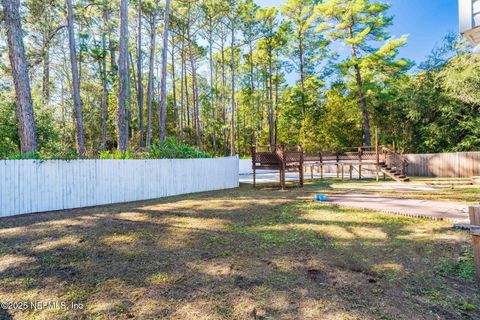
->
241;172;443;192
334;183;439;192
326;194;470;224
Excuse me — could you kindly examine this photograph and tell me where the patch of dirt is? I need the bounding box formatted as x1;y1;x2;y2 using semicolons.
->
307;269;328;285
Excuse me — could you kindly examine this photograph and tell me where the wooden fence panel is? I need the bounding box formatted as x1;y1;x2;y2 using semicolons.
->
0;157;239;217
405;152;480;177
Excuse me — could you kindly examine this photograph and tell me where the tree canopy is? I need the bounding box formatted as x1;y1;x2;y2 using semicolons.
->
0;0;478;159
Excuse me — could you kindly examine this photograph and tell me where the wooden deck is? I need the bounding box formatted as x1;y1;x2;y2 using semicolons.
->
252;145;410;188
252;145;304;189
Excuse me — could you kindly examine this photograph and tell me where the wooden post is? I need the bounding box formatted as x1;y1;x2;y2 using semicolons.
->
357;147;362;180
349;165;352;180
470;212;480;285
469;206;480;226
280;145;286;190
319;152;323;180
336;152;339;178
375;127;379;182
341;164;344;180
279;167;285;190
471;229;480;286
252;147;256;188
299;145;304;186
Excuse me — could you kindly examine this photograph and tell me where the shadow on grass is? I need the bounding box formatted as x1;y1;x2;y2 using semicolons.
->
0;308;12;320
0;184;478;319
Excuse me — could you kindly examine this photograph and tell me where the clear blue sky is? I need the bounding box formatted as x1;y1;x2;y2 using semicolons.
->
256;0;459;66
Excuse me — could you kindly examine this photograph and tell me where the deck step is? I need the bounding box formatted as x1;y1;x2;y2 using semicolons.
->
379;165;410;183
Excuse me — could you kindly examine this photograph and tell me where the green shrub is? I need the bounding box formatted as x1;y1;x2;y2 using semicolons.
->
4;138;211;160
9;148;79;160
8;151;41;160
98;150;139;160
147;138;212;159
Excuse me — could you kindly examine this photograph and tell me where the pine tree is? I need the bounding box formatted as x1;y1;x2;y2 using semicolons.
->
66;0;86;156
117;0;129;153
312;0;407;146
2;0;38;154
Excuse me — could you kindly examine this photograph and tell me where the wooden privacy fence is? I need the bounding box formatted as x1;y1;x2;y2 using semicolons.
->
0;157;239;217
405;152;480;177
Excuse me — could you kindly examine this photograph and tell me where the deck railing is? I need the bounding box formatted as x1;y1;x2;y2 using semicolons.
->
303;146;409;175
252;144;409;184
382;147;409;176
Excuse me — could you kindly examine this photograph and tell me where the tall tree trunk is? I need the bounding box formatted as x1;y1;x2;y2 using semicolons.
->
230;23;235;156
100;7;109;151
2;0;38;153
274;61;279;147
243;111;246;156
158;0;171;142
100;58;108;151
108;7;117;74
171;37;178;136
353;62;371;146
214;62;219;155
185;7;200;148
298;33;305;119
349;26;371;146
256;65;262;134
127;52;133;140
220;38;227;156
184;55;190;130
62;48;73;142
189;40;201;148
146;18;157;147
117;0;129;153
268;47;274;149
137;0;144;147
42;40;50;106
61;79;66;141
179;35;185;138
208;20;216;154
66;0;86;157
248;42;255;146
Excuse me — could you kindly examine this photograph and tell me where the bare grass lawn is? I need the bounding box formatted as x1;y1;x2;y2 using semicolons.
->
0;182;478;319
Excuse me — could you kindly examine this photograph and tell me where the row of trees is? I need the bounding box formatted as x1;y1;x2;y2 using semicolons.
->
1;0;479;159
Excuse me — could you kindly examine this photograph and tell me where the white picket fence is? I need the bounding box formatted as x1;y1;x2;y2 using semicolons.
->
0;157;239;217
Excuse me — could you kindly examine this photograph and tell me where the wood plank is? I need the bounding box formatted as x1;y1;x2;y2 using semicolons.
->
470;206;480;226
471;230;480;286
405;152;480;178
